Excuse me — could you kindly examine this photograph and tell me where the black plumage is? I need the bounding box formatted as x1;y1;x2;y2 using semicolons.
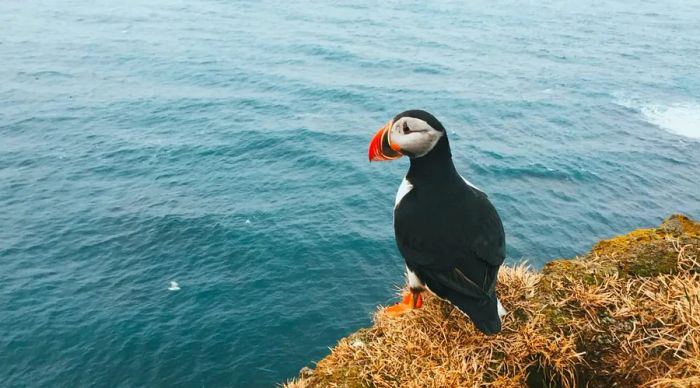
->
392;111;506;335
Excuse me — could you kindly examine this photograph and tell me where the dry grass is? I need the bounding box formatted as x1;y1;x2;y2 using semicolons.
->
284;215;700;388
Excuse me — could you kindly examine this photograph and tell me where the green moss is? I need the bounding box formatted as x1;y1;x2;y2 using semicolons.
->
662;214;700;237
583;219;685;278
542;305;569;328
627;251;678;277
592;228;663;257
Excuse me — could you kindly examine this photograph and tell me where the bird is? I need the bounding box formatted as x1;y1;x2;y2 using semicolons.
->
368;109;506;335
168;281;180;291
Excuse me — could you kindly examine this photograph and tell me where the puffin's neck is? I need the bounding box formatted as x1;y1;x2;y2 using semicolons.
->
406;136;457;184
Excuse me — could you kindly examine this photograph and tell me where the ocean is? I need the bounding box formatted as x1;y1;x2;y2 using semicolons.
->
1;0;699;386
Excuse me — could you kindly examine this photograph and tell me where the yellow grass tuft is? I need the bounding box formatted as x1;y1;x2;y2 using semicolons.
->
284;215;700;387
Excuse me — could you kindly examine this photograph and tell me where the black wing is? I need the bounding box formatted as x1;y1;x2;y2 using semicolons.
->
394;180;505;273
394;179;505;333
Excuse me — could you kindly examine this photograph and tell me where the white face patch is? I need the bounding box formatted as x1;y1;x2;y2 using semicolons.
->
388;117;443;158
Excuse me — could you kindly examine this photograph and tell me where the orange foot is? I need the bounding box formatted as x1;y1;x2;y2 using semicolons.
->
385;291;423;316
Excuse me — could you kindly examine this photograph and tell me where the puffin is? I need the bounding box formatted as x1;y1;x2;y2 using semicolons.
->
368;109;506;335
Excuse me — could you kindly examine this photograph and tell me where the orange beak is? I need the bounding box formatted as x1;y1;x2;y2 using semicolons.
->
368;121;403;162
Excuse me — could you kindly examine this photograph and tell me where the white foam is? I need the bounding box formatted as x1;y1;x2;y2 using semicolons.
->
641;102;700;139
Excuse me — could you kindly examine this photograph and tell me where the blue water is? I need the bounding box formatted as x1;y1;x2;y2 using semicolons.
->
2;1;699;386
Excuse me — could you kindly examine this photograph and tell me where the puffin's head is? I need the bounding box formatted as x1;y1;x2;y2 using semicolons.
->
368;109;446;161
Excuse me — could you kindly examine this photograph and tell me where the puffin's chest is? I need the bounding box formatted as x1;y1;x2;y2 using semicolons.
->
394;183;463;233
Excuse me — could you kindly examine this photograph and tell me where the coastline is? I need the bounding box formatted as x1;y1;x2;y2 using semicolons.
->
285;214;700;387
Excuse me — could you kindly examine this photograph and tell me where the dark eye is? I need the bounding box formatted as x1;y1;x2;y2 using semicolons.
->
402;121;410;134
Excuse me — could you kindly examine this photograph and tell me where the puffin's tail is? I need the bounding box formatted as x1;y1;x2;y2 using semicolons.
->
422;280;502;334
421;269;504;335
450;291;503;335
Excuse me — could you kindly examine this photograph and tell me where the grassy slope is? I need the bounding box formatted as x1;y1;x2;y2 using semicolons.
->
285;215;700;388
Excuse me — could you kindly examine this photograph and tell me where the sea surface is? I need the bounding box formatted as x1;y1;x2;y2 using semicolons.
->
1;0;699;386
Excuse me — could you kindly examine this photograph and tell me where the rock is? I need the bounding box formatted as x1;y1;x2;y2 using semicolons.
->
299;366;314;378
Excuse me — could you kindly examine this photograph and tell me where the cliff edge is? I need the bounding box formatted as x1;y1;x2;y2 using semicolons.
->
285;214;700;387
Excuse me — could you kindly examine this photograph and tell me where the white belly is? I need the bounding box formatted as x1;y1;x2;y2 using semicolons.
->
394;177;413;208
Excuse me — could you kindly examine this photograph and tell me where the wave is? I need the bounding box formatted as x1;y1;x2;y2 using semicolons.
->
640;102;700;140
614;95;700;140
